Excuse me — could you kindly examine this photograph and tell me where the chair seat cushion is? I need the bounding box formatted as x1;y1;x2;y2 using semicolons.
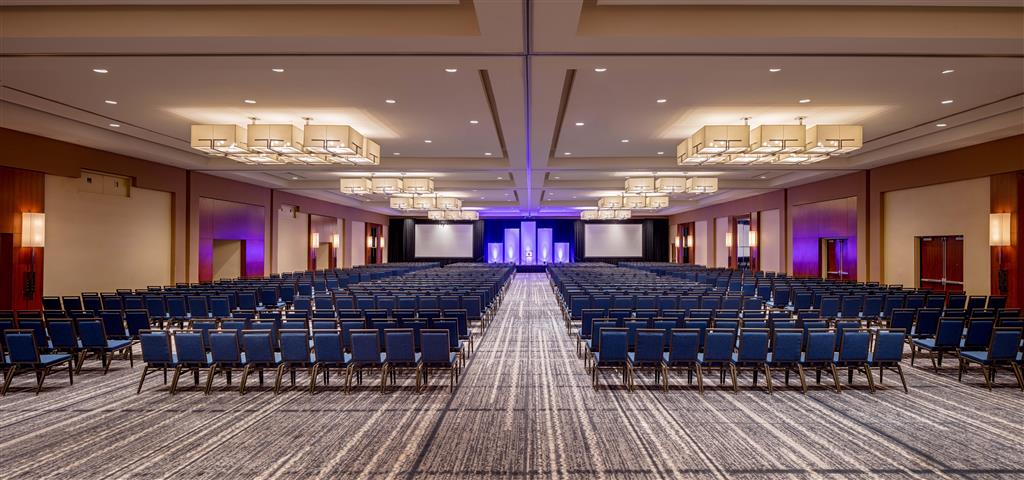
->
960;351;988;363
107;339;133;350
593;352;626;366
389;353;422;366
39;353;73;366
627;352;660;366
912;338;936;349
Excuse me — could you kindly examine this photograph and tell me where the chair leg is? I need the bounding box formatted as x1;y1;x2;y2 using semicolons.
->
273;364;286;394
662;365;669;391
864;365;875;393
66;361;74;385
103;352;114;375
695;364;704;394
239;365;252;394
1;365;16;396
957;358;965;382
204;365;218;394
1011;364;1024;392
830;364;842;393
136;365;149;394
626;364;634;392
797;365;807;394
379;365;388;394
729;364;738;393
170;366;184;394
35;367;50;395
763;365;773;394
309;365;319;394
910;346;917;367
981;366;993;391
896;364;909;393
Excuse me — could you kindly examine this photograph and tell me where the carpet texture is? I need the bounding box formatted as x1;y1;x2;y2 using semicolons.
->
2;273;1023;479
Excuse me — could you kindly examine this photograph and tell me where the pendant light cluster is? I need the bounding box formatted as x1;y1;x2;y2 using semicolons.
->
339;176;478;221
677;118;862;166
190;118;380;165
580;209;631;221
581;174;719;220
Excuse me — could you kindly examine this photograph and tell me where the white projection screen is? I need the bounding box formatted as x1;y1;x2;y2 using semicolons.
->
415;224;474;258
584;223;643;257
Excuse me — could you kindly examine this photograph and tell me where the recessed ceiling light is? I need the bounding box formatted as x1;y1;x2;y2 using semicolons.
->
564;152;572;156
104;100;118;105
936;123;948;127
657;151;665;155
575;122;585;126
759;175;768;179
769;68;782;73
941;99;954;104
941;69;955;74
485;152;492;156
393;152;401;155
620;139;629;143
480;197;485;200
243;99;256;104
424;139;432;143
444;68;458;73
798;98;811;103
469;120;479;124
553;176;560;180
92;68;108;74
291;176;299;180
385;99;397;104
108;123;120;128
573;196;577;199
656;99;667;103
594;67;607;72
272;68;285;73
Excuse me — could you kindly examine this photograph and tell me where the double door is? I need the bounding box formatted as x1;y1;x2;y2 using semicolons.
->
919;236;964;292
824;238;850;281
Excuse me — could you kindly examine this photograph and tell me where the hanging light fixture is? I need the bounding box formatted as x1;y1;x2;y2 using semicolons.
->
435;197;462;210
622;195;647;209
581;210;598;220
403;178;435;194
340;177;372;195
247;123;304;155
686;177;718;194
598;195;624;209
805;125;863;155
332;234;340;248
311;232;320;246
624;177;656;194
349;134;380;165
656;177;688;193
371;177;404;194
749;123;807;154
190;124;248;155
427;210;445;220
390;197;413;210
412;196;437;210
302;123;360;162
459;210;480;221
645;196;669;209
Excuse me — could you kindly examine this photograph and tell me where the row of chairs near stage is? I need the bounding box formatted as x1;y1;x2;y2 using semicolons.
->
587;325;1024;393
1;326;465;396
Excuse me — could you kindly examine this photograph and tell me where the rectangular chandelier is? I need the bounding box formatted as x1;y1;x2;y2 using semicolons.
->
435;197;462;210
191;122;381;166
656;177;687;193
340;178;372;195
303;124;359;158
598;196;624;209
806;125;863;154
390;197;413;210
624;177;656;193
750;124;806;154
686;177;718;194
403;178;434;194
190;125;248;155
677;122;862;167
247;124;304;155
371;178;404;194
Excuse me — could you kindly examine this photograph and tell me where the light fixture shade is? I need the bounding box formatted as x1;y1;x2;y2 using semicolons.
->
367;235;374;248
340;177;372;194
773;153;830;165
581;210;598;220
749;230;757;247
686;235;694;248
390;197;413;210
990;212;1011;246
725;232;733;248
624;177;656;193
645;196;669;209
674;236;681;248
597;195;623;209
303;124;358;155
247;124;304;154
371;178;404;194
656;177;687;193
622;195;647;209
350;136;380;165
427;210;445;220
614;209;631;220
691;125;750;155
403;178;434;194
749;124;806;154
21;212;45;247
726;154;771;165
686;177;719;194
378;236;385;249
191;124;248;154
805;125;863;154
412;196;437;210
311;232;320;246
435;197;462;210
455;210;479;221
331;233;340;248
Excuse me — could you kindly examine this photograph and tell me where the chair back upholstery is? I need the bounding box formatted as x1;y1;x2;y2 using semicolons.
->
76;319;109;348
350;329;383;365
5;330;41;363
988;328;1023;361
838;329;871;362
871;329;905;363
312;330;346;364
242;331;276;364
47;319;78;350
962;318;994;350
210;331;242;364
703;329;736;363
421;330;452;365
914;309;942;336
667;329;700;364
590;320;616;352
737;329;770;363
139;330;173;364
633;329;663;364
597;329;627;363
771;329;803;363
99;311;128;339
279;330;312;363
804;329;836;363
889;309;915;331
174;332;207;364
384;329;417;364
934;318;966;347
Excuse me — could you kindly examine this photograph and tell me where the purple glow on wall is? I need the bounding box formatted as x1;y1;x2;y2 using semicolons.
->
198;197;265;281
488;243;504;263
538;228;553;263
520;221;536;265
554;242;570;263
504;228;520;263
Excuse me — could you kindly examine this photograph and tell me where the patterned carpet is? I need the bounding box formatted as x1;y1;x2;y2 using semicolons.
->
2;273;1023;479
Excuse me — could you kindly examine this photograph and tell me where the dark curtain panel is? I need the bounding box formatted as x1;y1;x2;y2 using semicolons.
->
472;220;485;261
646;218;670;262
573;220;586;262
387;218;415;263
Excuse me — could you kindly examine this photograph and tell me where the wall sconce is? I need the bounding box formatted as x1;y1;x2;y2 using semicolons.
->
725;232;733;248
748;230;757;247
674;236;681;248
331;233;340;249
21;212;45;248
990;212;1011;294
687;235;693;248
367;235;374;248
378;236;385;250
310;232;320;247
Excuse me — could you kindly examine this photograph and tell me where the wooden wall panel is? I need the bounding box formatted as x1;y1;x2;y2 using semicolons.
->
309;213;339;269
0;166;45;310
197;196;266;281
790;196;858;280
991;172;1022;306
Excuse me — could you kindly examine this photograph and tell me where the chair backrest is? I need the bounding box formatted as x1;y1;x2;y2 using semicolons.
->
350;329;383;364
966;295;987;311
384;328;416;363
590;320;616;352
209;331;242;363
62;296;84;312
420;329;451;364
139;330;173;364
633;329;664;363
987;296;1007;310
667;328;700;363
166;296;187;317
312;329;346;364
702;329;736;362
47;319;78;350
76;318;109;348
597;328;627;362
99;310;128;339
914;309;942;336
174;331;207;364
987;327;1023;361
888;308;915;331
4;330;41;363
279;329;311;362
771;329;803;363
210;296;231;317
736;329;770;363
312;319;339;330
241;331;276;364
804;329;837;363
838;329;871;362
934;318;966;347
871;329;905;363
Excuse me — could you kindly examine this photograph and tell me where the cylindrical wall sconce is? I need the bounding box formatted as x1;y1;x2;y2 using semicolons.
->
674;236;681;248
367;235;374;248
21;213;45;247
725;232;733;248
378;236;385;250
331;233;340;249
310;232;320;247
748;230;758;247
990;212;1011;246
687;235;694;248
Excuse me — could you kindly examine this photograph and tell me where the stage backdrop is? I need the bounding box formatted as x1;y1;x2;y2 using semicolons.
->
388;218;669;265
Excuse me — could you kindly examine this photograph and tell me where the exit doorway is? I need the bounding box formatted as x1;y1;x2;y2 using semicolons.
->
919;236;964;292
820;238;850;281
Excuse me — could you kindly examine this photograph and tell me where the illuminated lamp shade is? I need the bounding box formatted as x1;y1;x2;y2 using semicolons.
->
622;195;647;209
459;211;480;221
403;178;435;194
656;177;688;193
21;213;45;247
247;124;304;155
598;209;616;220
624;177;656;193
773;153;829;165
191;124;248;155
726;153;770;165
674;236;681;248
379;236;385;249
645;196;669;209
303;124;359;156
725;232;733;248
350;134;381;165
614;209;631;220
340;177;372;194
749;124;806;154
691;124;750;155
390;197;413;210
598;195;624;209
990;213;1011;246
367;235;374;248
331;234;340;248
371;177;404;194
412;196;436;210
686;235;694;248
748;230;757;247
580;210;598;220
427;210;445;220
805;125;863;155
311;232;320;247
435;197;462;210
686;177;718;194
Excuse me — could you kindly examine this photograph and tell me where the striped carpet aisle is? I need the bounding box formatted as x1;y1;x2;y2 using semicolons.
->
2;273;1023;479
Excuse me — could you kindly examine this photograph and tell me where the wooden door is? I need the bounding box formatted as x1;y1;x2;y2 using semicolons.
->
919;236;964;292
825;239;849;281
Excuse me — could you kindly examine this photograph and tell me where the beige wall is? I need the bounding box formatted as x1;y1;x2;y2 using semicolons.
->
212;240;242;280
276;205;308;274
694;220;708;266
350;220;365;266
760;209;782;273
883;177;991;295
715;216;729;267
43;174;172;295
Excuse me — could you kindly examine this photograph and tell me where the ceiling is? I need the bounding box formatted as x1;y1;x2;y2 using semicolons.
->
2;0;1022;218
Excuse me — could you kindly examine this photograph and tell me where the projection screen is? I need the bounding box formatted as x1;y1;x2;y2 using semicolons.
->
584;223;643;257
415;224;474;258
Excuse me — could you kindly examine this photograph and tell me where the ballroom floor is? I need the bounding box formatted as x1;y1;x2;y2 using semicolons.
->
2;273;1023;479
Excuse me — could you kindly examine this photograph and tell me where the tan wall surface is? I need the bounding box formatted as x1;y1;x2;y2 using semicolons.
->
350;220;366;266
760;209;782;273
694;220;708;266
883;177;991;294
212;240;242;280
715;216;729;267
43;174;172;295
276;206;309;274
